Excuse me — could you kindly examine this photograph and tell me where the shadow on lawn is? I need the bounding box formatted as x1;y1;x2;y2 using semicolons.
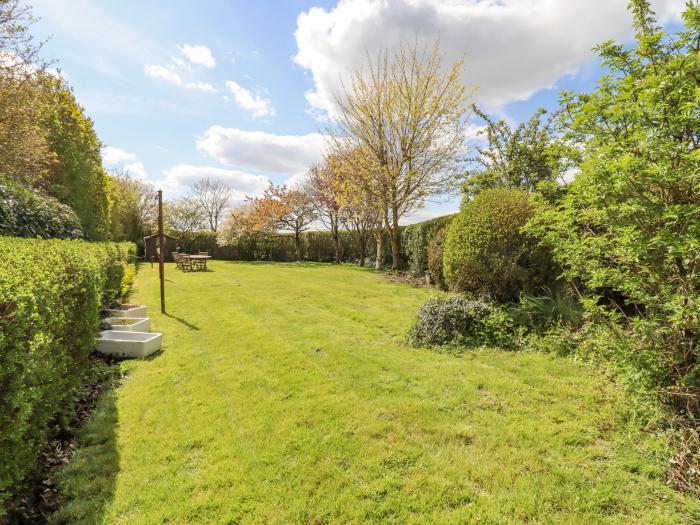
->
164;312;200;331
50;386;120;524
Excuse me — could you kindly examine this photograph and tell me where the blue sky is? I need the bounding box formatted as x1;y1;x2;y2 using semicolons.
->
30;0;685;223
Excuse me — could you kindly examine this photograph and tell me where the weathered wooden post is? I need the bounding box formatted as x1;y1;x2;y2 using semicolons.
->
157;189;165;314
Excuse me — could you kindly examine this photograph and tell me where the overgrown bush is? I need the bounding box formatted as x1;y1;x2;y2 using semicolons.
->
508;291;583;334
427;226;448;290
409;294;514;349
443;188;555;301
0;237;136;515
0;176;83;239
401;214;455;275
527;2;700;411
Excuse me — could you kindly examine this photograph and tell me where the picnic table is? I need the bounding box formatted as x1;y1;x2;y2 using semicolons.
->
175;253;211;272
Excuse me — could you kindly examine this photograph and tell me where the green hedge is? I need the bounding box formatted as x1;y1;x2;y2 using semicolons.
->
175;230;397;265
0;176;83;239
173;214;455;270
0;237;136;514
400;215;456;275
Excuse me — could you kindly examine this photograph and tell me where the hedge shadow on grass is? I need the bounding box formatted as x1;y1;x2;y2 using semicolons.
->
50;388;120;524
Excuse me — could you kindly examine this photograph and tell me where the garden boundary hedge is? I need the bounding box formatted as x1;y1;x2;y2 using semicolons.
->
172;213;455;271
0;237;136;515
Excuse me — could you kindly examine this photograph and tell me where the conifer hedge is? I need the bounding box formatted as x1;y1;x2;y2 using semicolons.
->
0;237;136;514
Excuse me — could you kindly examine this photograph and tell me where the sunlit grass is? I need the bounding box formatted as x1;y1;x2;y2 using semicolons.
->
53;262;697;524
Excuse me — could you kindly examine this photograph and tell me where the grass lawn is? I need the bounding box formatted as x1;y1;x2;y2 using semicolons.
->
53;262;697;524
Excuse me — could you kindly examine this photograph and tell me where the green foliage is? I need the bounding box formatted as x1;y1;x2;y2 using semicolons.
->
0;175;83;239
463;105;576;199
528;1;700;396
400;214;455;275
40;77;112;240
0;237;135;514
409;294;513;349
508;291;583;334
427;226;448;290
443;188;555;301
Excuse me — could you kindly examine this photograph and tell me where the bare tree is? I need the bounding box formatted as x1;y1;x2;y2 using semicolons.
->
191;177;232;232
331;41;470;270
164;197;206;236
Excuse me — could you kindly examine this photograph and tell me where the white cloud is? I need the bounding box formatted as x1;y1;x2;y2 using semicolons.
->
144;63;183;85
225;80;275;118
101;146;149;180
102;146;136;165
196;126;327;175
293;0;685;118
144;63;216;92
180;44;216;68
162;164;270;201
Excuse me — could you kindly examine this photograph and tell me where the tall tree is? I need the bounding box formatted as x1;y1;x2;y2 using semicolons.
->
41;76;112;240
0;0;54;187
191;177;232;232
464;105;576;199
332;41;469;270
248;183;317;261
308;156;345;263
164;197;206;239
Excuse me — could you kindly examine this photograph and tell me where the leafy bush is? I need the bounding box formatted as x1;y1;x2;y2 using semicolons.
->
401;214;455;275
427;226;448;290
0;237;136;514
409;294;514;349
508;292;583;333
527;2;700;405
0;176;83;239
443;188;555;301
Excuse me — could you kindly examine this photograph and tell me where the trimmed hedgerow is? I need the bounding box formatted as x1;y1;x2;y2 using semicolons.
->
427;226;448;290
401;214;456;276
0;237;136;515
0;176;83;239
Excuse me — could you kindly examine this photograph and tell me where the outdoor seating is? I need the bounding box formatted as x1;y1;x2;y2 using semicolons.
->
173;253;209;272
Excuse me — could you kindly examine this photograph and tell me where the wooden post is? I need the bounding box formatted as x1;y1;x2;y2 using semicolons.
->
157;190;165;314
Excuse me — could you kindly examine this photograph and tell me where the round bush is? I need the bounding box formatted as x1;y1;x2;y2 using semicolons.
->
427;226;448;290
443;188;553;301
409;294;492;347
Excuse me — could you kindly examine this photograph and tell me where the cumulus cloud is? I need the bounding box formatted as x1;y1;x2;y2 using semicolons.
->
162;164;270;200
144;63;215;91
196;126;327;175
101;146;148;179
225;80;275;118
179;44;216;68
293;0;685;118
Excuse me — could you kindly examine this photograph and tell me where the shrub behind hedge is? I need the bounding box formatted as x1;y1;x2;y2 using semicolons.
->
0;237;135;515
401;214;456;276
0;176;83;239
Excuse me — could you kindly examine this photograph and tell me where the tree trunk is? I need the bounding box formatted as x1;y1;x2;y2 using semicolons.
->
294;231;302;261
333;222;340;264
390;208;400;272
358;231;367;267
374;227;383;270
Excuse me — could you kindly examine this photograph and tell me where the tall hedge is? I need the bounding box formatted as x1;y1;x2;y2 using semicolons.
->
401;214;456;275
0;237;136;514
